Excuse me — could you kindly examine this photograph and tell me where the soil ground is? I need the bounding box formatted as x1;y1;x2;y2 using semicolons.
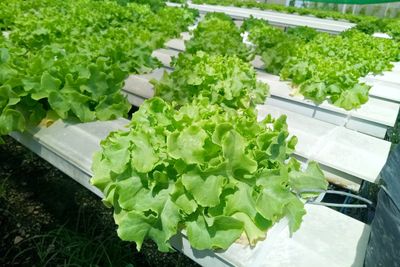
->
0;136;199;267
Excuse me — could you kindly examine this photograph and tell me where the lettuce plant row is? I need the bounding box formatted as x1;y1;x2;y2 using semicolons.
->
0;0;197;142
191;0;400;39
246;19;400;110
177;14;400;110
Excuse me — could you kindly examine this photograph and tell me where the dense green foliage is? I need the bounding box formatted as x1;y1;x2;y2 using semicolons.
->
246;19;400;110
244;19;316;75
185;13;252;61
152;51;268;109
91;97;328;252
0;0;196;143
115;0;167;11
183;15;400;110
385;20;400;40
281;29;399;109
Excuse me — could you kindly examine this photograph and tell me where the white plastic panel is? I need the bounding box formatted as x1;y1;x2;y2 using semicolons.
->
165;38;186;51
152;49;179;67
367;80;400;103
267;97;357;133
124;68;167;98
167;2;355;33
257;105;391;184
233;19;243;28
339;117;388;139
372;32;392;39
172;205;370;267
392;62;400;72
265;97;387;140
181;31;191;41
251;56;265;70
124;92;146;107
316;127;389;180
364;71;400;87
2;31;10;38
10;119;129;197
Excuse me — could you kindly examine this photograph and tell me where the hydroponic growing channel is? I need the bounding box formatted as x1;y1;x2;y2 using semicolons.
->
2;0;400;266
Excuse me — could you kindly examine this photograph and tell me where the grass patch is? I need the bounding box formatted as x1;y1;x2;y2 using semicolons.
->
0;136;198;267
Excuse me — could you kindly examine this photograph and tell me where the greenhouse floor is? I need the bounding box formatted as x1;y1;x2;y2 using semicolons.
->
0;136;199;267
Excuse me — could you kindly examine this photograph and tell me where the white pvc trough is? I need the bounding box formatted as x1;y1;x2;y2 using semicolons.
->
257;72;399;138
363;65;400;88
372;32;392;39
166;2;355;34
2;31;10;39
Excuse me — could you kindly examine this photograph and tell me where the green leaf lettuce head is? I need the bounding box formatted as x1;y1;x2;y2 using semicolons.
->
244;20;314;76
185;13;252;61
385;20;400;41
152;51;269;109
91;97;328;252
